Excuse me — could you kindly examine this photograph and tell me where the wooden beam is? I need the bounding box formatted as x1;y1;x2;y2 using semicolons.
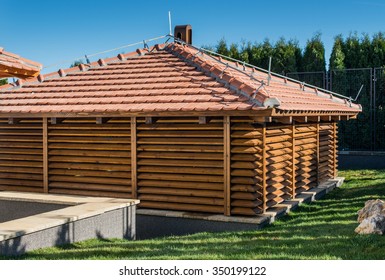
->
262;124;267;213
252;116;272;123
320;115;332;122
291;122;296;199
340;115;350;121
131;117;137;198
43;117;48;193
308;116;320;122
333;122;338;178
96;117;111;124
293;116;308;123
331;115;341;121
316;123;320;186
223;116;231;216
273;116;292;124
50;117;65;124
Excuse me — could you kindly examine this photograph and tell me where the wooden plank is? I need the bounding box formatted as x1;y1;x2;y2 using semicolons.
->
139;201;223;213
333;122;337;178
137;130;223;138
49;188;133;198
138;187;223;198
138;194;224;206
138;144;223;153
138;158;223;167
224;116;231;216
137;151;222;160
137;166;223;175
49;156;131;164
316;123;320;185
138;180;223;190
262;124;267;212
43;117;48;193
291;122;296;198
138;173;224;183
131;117;137;199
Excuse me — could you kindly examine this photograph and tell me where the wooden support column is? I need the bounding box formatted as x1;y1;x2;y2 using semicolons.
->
291;122;296;199
131;117;138;198
262;124;267;212
316;123;320;185
42;117;49;193
223;116;231;216
333;122;338;178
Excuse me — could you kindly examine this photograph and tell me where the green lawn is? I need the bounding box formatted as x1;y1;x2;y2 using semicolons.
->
6;169;385;260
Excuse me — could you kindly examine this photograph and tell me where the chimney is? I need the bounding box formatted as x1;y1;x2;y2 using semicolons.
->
174;25;192;44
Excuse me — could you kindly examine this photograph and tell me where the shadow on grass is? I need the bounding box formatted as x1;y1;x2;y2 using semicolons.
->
6;170;385;260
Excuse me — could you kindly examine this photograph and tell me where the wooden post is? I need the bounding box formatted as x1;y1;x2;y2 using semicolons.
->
223;116;231;216
333;122;337;178
316;123;320;185
42;117;48;193
131;117;138;198
291;122;296;199
262;124;267;212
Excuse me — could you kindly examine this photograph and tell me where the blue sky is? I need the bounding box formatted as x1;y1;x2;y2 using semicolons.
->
1;0;385;74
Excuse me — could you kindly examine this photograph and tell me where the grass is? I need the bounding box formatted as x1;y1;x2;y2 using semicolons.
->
5;169;385;260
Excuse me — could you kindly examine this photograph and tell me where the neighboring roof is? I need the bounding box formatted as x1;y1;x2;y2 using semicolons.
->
0;42;361;118
0;47;42;79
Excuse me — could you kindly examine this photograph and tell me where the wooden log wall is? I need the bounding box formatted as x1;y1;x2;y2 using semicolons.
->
318;123;337;183
0;118;43;193
136;117;225;214
0;117;339;217
294;124;318;194
265;125;293;207
47;118;132;198
230;117;264;216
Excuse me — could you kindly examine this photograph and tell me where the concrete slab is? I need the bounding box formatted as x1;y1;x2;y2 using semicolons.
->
0;192;139;256
137;177;344;239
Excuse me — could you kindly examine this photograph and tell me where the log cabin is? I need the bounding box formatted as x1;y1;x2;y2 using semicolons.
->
0;26;361;217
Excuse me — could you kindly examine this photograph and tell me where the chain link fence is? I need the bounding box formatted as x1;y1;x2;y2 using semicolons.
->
288;68;385;151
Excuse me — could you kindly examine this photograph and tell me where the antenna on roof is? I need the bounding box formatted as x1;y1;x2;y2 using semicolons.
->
352;84;364;102
168;11;172;36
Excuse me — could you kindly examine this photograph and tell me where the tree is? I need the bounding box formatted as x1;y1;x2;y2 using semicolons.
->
302;32;326;72
329;35;345;70
70;59;84;68
343;33;360;68
215;38;229;57
371;32;385;67
272;38;301;74
0;79;7;86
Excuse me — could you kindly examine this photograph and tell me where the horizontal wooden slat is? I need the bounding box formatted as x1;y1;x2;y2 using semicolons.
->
49;181;131;191
139;201;223;213
139;194;224;205
138;144;223;153
138;180;223;190
138;166;223;175
138;173;223;183
139;152;221;161
49;156;131;164
138;159;223;167
49;175;131;185
138;187;223;198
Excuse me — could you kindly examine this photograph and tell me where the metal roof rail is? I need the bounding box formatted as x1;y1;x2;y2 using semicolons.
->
168;35;356;103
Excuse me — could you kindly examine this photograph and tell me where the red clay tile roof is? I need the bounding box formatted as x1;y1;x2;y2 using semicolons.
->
0;43;360;117
0;47;42;79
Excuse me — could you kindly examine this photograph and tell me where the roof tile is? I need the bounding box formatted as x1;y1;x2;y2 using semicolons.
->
0;43;361;117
